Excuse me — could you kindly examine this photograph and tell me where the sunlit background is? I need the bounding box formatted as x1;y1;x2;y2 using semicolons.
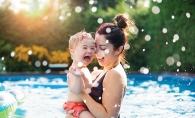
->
0;0;194;74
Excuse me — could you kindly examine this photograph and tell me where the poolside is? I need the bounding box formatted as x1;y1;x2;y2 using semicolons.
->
0;73;195;118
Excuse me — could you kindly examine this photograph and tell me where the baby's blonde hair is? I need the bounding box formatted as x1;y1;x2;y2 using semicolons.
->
69;30;93;50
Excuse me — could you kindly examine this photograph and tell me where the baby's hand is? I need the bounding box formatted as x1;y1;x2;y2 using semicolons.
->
69;66;85;79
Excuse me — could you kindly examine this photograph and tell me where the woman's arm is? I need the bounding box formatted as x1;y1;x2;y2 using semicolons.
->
79;70;126;118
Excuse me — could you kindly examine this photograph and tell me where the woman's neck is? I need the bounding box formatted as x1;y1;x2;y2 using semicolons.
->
103;59;120;71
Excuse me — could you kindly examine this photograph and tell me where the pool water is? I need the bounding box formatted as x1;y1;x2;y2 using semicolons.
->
0;73;195;118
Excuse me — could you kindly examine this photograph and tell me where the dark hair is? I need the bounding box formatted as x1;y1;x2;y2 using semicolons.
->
95;14;134;64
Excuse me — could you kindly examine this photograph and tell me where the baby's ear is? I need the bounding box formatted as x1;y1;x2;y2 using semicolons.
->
70;49;74;54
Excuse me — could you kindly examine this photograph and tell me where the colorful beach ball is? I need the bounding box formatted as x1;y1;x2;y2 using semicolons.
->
8;90;25;106
0;83;25;118
0;91;17;118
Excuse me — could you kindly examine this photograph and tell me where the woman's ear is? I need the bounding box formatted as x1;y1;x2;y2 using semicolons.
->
116;46;124;55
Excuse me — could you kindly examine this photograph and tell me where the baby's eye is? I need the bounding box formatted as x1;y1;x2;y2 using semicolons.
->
83;47;87;49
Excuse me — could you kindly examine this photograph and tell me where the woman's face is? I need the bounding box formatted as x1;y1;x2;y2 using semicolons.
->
95;34;117;68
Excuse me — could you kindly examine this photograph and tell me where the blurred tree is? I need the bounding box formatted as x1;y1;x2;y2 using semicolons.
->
144;0;195;73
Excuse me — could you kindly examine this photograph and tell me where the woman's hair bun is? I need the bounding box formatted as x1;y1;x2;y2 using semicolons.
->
114;14;128;29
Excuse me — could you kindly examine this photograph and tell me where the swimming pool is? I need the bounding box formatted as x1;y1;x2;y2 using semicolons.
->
0;73;195;118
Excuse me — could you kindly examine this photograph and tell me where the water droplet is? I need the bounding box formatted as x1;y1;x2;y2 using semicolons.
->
75;6;82;13
35;61;41;67
171;15;175;19
91;6;97;12
124;43;130;50
105;49;109;54
176;61;181;67
166;57;174;66
140;67;149;74
93;82;99;87
114;104;117;107
186;12;190;18
162;28;167;33
157;0;162;3
172;54;180;62
59;15;64;20
145;35;151;41
158;76;163;81
89;0;94;5
181;46;185;51
152;6;160;14
42;60;48;66
123;64;130;69
67;12;71;16
177;69;179;72
28;50;32;55
97;18;103;24
10;51;15;57
173;34;179;41
106;28;111;33
93;66;98;71
77;62;83;67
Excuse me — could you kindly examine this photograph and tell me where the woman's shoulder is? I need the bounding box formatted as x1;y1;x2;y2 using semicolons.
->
106;65;127;81
91;70;103;79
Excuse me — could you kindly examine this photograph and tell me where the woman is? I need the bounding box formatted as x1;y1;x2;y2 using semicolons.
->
68;14;135;118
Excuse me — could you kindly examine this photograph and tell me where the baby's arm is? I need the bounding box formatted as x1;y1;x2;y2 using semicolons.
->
67;72;83;94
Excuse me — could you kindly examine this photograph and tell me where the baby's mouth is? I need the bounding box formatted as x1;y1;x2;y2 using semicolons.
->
84;56;91;62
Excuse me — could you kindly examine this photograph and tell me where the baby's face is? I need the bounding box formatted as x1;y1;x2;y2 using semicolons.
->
74;38;95;67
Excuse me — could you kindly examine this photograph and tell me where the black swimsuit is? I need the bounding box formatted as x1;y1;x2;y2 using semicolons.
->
89;72;121;118
89;72;107;104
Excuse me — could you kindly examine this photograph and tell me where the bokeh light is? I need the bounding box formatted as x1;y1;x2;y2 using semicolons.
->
166;56;174;66
186;12;190;18
75;6;82;13
152;6;160;14
140;67;149;74
181;46;185;51
97;18;103;24
106;28;111;33
124;43;130;50
35;61;41;67
145;35;151;41
93;66;98;71
91;6;97;12
162;28;167;33
104;49;109;54
10;51;15;57
77;62;83;67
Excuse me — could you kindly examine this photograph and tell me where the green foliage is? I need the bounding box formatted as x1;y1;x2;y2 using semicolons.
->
0;0;195;73
126;0;195;73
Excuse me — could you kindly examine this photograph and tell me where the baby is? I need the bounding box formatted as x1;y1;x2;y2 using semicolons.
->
63;30;95;118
